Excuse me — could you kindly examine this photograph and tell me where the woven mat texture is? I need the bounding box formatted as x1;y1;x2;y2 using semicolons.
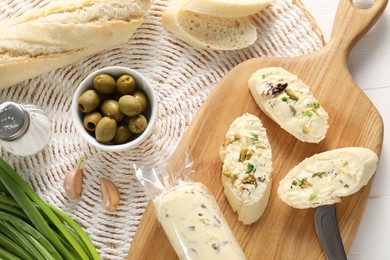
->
0;0;324;259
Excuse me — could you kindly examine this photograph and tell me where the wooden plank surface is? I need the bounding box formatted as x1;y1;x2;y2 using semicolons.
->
128;0;387;259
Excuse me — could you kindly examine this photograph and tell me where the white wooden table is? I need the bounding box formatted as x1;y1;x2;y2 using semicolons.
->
301;0;390;259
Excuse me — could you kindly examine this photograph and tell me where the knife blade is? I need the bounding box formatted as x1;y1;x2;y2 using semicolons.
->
314;205;347;260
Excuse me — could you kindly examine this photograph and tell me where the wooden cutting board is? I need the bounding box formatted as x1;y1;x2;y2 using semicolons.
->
128;0;387;259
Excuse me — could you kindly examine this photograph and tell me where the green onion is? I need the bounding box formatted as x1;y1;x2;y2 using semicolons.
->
0;232;32;259
26;233;56;260
0;247;22;260
0;221;44;260
0;179;7;192
50;205;99;260
0;194;96;259
0;168;69;259
1;194;97;259
53;231;81;258
0;157;99;259
0;195;81;258
0;202;28;220
0;211;61;259
0;194;19;207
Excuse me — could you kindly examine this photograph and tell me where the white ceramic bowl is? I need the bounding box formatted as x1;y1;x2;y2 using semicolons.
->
71;66;158;152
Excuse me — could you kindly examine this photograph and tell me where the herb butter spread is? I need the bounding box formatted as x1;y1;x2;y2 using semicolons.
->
155;182;246;260
248;67;329;143
220;113;273;225
278;147;378;209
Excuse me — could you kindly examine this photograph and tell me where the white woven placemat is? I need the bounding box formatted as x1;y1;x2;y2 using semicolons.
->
0;0;324;259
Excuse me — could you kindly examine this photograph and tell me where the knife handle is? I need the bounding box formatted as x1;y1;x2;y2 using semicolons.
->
315;205;347;260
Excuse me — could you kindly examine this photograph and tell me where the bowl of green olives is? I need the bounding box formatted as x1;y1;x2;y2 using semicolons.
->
71;66;158;152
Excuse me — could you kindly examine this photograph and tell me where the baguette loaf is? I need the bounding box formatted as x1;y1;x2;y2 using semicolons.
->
162;6;257;50
175;0;273;18
0;0;152;89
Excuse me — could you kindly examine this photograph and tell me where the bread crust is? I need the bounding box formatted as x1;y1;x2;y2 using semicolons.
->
0;0;151;89
175;0;272;18
162;6;257;50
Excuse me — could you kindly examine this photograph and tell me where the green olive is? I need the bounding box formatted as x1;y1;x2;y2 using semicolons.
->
118;95;142;116
100;99;124;122
128;114;147;134
113;124;132;144
78;90;100;113
83;111;102;131
116;75;136;95
95;116;117;143
133;90;148;112
93;74;116;94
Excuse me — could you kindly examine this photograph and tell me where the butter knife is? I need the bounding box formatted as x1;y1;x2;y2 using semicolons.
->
314;205;347;260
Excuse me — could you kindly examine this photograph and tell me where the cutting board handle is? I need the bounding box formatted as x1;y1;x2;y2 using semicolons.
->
329;0;388;56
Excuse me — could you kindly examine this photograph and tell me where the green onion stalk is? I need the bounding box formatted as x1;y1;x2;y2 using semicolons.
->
0;156;100;259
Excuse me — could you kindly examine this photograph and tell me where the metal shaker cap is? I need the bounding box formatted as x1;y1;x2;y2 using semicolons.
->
0;101;30;141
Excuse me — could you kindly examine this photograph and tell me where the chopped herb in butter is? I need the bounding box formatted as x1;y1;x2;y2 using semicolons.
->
246;163;256;174
312;171;326;178
309;194;317;201
251;133;259;142
312;102;320;109
291;178;312;189
302;110;313;117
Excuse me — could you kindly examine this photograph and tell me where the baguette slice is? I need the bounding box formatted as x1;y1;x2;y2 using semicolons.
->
220;113;273;225
248;67;329;143
0;0;152;89
162;6;257;50
278;147;378;209
176;0;273;18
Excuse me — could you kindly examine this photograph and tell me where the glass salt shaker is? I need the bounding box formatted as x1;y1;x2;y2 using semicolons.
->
0;101;51;156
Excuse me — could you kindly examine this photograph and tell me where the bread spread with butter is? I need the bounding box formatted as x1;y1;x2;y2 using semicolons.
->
248;67;329;143
278;147;378;208
220;113;273;225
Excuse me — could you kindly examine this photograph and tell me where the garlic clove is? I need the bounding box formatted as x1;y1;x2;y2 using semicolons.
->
64;168;84;199
100;177;120;212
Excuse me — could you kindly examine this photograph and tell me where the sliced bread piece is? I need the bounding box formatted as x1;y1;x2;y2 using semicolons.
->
220;113;273;225
248;67;329;143
162;6;257;50
277;147;378;209
176;0;273;18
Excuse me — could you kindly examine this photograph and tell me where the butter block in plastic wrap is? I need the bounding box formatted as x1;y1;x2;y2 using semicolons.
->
135;150;246;260
155;182;246;259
